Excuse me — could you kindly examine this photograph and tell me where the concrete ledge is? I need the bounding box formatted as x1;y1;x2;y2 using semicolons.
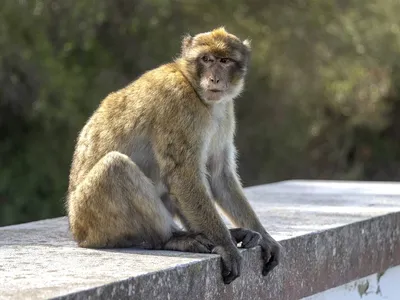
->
1;180;400;299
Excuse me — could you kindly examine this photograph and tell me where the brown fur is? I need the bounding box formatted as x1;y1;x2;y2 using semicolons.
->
66;27;281;284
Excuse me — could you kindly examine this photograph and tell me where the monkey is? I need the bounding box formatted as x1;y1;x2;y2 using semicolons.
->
66;27;282;284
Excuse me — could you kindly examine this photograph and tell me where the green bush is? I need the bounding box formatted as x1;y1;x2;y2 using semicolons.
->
2;0;400;226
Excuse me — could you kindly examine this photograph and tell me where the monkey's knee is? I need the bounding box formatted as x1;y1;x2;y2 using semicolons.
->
101;151;137;176
68;151;175;249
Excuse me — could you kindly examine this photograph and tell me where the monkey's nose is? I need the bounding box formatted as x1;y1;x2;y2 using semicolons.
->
210;77;220;83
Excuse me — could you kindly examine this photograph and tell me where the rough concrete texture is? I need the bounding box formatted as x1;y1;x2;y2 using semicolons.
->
1;180;400;300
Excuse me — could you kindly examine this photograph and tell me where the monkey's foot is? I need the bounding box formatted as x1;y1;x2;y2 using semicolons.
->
230;228;261;248
163;231;214;253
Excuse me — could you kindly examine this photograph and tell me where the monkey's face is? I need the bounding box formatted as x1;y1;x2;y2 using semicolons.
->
181;28;251;104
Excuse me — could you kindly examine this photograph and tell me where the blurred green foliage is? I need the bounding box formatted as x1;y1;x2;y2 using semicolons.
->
2;0;400;226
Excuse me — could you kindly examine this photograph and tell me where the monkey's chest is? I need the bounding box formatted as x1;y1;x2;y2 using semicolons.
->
205;106;231;157
206;124;226;156
204;124;230;179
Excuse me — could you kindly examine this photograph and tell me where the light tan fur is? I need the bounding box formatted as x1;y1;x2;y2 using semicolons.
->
67;27;281;284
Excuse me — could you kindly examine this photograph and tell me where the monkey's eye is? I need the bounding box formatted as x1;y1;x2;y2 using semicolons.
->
202;55;210;62
220;58;231;64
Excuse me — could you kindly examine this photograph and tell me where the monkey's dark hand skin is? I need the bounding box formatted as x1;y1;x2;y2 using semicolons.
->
163;231;214;253
212;245;243;284
230;228;281;276
230;228;261;249
260;235;282;276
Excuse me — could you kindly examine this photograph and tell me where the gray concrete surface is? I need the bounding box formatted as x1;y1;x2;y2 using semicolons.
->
1;180;400;300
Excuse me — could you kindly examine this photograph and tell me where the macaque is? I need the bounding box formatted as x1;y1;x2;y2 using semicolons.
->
67;27;281;284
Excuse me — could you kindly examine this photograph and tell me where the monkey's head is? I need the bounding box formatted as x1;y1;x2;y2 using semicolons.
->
179;27;251;104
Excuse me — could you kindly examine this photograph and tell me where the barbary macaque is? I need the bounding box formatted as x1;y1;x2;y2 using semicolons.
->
66;27;282;284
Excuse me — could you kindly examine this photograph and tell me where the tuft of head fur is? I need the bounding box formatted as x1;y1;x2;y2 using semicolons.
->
181;27;250;60
243;39;251;50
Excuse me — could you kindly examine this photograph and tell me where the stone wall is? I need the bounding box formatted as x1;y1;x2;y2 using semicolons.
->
1;180;399;300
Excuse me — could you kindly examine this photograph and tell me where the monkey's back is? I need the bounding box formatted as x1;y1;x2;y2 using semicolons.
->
67;62;204;195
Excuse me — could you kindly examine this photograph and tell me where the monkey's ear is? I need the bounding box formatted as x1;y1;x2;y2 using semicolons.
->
243;39;251;52
181;34;193;56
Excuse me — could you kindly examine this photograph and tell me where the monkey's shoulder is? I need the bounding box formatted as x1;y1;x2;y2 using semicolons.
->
122;63;204;114
98;63;192;111
129;63;192;97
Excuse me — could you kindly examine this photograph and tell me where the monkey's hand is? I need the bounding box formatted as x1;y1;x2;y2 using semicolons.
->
229;228;261;249
259;235;282;276
212;244;242;284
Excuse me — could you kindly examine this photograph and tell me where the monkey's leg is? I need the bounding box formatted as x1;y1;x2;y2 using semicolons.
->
69;151;213;253
161;193;192;229
210;164;282;276
163;194;259;250
160;194;214;253
69;151;175;249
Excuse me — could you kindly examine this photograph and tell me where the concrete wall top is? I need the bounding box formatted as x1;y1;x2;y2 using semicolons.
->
1;180;400;300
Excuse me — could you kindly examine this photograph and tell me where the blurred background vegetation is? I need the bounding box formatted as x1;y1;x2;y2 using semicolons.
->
2;0;400;226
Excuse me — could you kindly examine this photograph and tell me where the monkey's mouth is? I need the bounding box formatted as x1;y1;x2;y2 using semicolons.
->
204;89;225;102
209;89;223;93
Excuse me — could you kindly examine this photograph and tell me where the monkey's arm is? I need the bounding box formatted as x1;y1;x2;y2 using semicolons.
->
210;149;282;276
153;137;242;284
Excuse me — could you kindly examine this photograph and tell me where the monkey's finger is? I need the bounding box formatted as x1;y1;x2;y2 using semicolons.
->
262;258;279;276
212;246;238;284
262;243;282;276
241;233;252;246
194;234;214;250
224;254;241;284
261;248;272;263
222;260;238;284
241;232;261;248
231;235;239;244
261;241;283;276
220;259;233;283
229;228;245;243
223;271;237;284
222;267;231;278
194;243;212;253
